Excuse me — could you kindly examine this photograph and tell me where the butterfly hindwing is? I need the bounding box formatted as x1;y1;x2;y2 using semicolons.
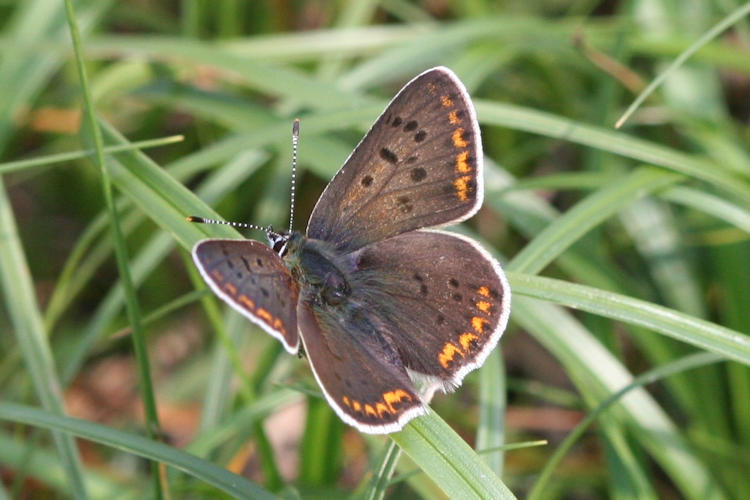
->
307;67;483;252
192;239;300;353
344;230;510;390
297;292;425;434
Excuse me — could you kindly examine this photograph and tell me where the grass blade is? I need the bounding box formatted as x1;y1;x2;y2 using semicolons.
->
64;1;165;496
0;135;183;174
391;412;516;499
0;402;276;500
509;273;750;367
0;183;89;499
476;348;505;475
509;167;681;274
615;3;750;128
529;352;725;498
477;100;750;203
512;297;724;499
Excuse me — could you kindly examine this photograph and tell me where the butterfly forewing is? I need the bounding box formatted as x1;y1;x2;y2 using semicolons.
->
345;230;510;389
307;67;483;252
192;239;300;353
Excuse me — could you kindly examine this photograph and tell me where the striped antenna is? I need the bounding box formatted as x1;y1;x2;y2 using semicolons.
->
187;119;300;240
289;118;299;232
186;216;281;239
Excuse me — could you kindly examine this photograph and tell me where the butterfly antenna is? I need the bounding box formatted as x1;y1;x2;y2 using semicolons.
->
186;216;278;237
187;119;299;241
289;118;299;232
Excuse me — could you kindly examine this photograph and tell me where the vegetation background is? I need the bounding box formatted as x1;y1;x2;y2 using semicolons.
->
1;0;749;498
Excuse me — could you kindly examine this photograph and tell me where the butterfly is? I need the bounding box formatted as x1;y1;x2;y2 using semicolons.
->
191;67;510;434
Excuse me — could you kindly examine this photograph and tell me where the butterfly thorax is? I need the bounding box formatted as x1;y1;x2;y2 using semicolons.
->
280;232;352;307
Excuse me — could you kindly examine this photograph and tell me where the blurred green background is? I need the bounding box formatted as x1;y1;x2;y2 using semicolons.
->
1;0;749;498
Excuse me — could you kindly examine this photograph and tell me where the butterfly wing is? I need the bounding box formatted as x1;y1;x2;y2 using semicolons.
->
192;239;300;354
307;67;483;252
345;230;510;393
297;293;424;434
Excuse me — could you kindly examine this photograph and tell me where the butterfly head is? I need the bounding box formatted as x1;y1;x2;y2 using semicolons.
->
266;227;303;258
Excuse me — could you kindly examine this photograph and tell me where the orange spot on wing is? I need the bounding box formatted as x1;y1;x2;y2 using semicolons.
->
272;318;286;335
441;95;454;107
449;110;460;125
453;175;472;201
438;342;464;369
223;282;237;295
238;294;255;310
472;316;490;334
346;391;416;418
452;128;468;148
456;151;471;173
476;300;492;313
459;332;479;351
383;389;412;412
256;308;272;323
478;286;491;297
364;404;377;417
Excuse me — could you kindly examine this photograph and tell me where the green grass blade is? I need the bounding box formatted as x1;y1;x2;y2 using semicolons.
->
186;389;302;458
512;297;725;499
299;399;343;486
625;33;750;75
483;160;725;498
0;0;110;152
0;431;142;498
476;348;505;475
476;100;750;203
0;402;277;500
529;352;724;498
0;182;89;499
0;5;110;492
0;135;183;174
662;186;750;234
509;167;681;275
64;1;165;496
392;412;516;499
198;309;243;434
362;440;402;500
509;273;750;367
620;196;705;315
315;0;379;79
615;3;750;128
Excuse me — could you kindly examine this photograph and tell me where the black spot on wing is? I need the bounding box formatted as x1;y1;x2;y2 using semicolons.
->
410;168;427;182
380;147;398;165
